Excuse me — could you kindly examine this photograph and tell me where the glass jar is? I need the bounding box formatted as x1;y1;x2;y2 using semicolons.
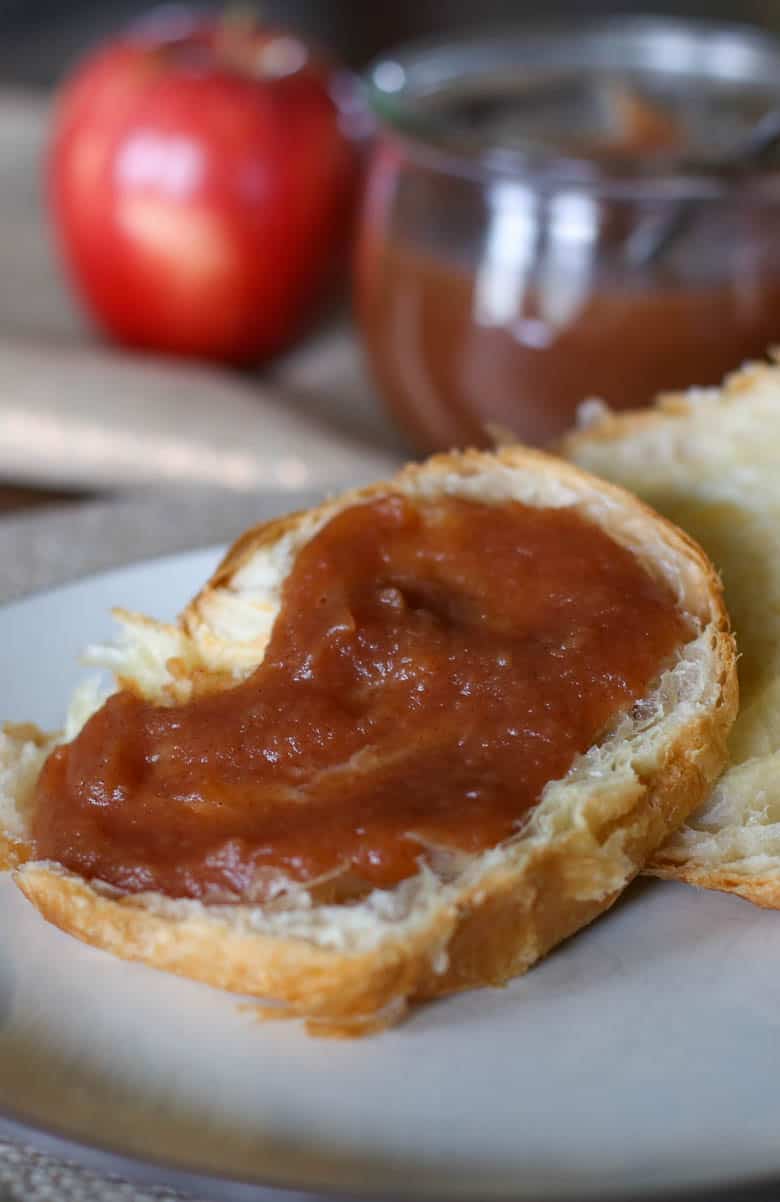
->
355;18;780;451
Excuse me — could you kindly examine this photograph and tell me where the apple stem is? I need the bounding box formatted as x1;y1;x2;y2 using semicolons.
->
216;4;258;68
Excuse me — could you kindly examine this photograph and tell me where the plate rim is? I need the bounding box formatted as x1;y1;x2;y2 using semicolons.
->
2;549;780;1202
5;1091;780;1202
0;539;228;613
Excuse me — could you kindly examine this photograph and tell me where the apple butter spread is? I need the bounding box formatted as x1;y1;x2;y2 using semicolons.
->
31;495;691;902
357;235;780;451
359;37;780;451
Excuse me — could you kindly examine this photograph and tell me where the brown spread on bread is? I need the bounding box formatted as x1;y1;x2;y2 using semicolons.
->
31;494;691;903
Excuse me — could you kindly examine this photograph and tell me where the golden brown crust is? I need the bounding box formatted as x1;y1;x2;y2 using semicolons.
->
14;641;735;1035
0;833;28;872
558;359;780;461
7;446;738;1034
191;445;728;631
559;359;780;905
647;863;780;910
206;508;311;594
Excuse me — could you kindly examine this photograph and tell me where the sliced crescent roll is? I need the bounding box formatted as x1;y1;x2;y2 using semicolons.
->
0;447;736;1034
562;361;780;907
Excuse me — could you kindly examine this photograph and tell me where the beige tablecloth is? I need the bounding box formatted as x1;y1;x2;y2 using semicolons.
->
0;86;406;1202
0;90;406;499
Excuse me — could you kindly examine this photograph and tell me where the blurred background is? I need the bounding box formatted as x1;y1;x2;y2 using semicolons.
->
3;0;780;83
3;0;780;585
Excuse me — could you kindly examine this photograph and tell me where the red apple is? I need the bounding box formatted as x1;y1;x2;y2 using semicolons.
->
48;10;360;362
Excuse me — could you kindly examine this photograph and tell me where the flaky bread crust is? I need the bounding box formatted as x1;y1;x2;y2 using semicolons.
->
5;447;737;1034
560;361;780;909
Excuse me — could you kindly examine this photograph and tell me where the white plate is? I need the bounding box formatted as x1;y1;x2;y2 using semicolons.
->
2;546;780;1202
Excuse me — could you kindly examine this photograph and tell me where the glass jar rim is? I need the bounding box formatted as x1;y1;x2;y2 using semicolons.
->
363;15;780;199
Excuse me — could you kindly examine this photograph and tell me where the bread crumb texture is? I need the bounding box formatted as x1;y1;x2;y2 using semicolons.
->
562;359;780;906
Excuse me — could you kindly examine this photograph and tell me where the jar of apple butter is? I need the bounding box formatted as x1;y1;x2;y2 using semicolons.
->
356;19;780;451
